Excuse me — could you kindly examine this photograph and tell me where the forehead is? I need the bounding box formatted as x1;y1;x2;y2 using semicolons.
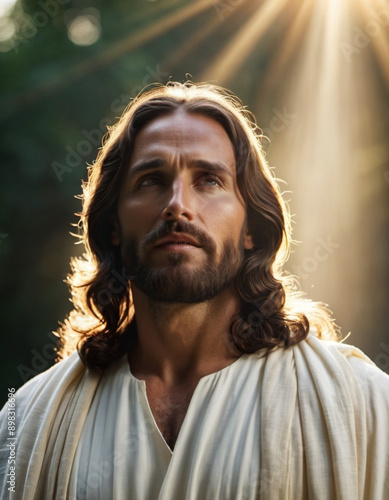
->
130;110;236;170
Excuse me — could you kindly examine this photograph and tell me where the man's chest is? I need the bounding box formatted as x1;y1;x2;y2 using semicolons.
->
146;385;195;451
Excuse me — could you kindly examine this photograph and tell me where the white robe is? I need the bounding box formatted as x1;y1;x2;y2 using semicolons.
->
1;334;388;499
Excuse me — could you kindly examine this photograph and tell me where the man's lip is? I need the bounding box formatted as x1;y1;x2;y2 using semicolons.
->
154;233;201;248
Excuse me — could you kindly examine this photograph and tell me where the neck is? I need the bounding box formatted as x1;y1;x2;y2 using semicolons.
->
128;285;242;386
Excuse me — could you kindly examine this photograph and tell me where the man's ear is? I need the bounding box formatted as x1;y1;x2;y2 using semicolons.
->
243;230;255;250
111;218;120;246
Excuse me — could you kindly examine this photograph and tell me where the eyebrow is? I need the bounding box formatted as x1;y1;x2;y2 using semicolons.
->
190;159;234;176
128;158;234;178
128;158;166;177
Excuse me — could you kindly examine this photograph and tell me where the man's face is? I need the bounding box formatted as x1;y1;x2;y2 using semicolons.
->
113;110;253;303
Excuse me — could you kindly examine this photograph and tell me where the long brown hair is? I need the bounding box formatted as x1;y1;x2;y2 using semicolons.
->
57;81;339;371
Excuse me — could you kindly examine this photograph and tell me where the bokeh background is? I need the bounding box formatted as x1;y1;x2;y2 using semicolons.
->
1;0;388;403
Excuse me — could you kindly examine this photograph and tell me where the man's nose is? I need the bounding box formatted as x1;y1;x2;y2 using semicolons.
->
161;178;195;222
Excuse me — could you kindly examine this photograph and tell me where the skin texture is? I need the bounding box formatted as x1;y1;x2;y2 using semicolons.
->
112;110;254;450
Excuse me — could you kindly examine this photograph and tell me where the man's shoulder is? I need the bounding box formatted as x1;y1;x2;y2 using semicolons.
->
294;334;389;405
1;350;85;420
315;335;388;381
19;349;83;391
332;338;389;398
244;332;388;389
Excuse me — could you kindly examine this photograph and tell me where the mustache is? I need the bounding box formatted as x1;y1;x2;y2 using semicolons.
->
140;220;216;252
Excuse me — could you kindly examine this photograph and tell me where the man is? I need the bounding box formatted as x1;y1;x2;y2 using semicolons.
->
1;82;388;499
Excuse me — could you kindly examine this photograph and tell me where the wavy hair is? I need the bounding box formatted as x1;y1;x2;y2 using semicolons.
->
57;81;339;371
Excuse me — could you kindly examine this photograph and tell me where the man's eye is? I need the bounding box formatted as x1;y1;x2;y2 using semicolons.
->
139;176;161;187
199;176;221;187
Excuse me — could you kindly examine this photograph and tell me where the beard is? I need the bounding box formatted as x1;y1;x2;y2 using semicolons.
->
121;220;245;303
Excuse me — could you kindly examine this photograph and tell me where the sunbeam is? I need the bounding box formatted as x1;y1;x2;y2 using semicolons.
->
202;0;289;84
253;0;389;350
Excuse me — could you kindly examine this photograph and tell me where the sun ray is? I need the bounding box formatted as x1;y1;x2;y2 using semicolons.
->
202;0;289;85
166;0;252;71
255;0;314;111
252;0;388;351
356;0;389;86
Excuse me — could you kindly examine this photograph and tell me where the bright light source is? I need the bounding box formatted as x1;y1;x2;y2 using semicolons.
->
67;13;101;47
0;0;18;18
0;15;16;51
0;16;15;41
0;0;18;51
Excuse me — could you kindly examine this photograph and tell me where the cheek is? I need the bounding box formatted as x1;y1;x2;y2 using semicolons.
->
118;199;157;241
207;198;246;245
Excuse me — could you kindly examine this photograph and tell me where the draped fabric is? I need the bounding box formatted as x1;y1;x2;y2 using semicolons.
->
1;335;388;499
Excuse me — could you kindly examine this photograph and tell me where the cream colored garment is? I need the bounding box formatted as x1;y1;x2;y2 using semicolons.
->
1;335;388;499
